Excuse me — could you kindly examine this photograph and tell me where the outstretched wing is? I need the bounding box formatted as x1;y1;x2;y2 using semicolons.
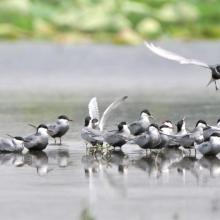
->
88;97;100;121
145;42;209;68
99;96;128;131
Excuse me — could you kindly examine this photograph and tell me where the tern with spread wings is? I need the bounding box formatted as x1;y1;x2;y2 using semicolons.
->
145;42;220;90
88;96;128;131
81;96;128;146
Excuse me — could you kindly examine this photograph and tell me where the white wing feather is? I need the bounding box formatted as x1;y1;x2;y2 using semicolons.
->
144;41;209;68
88;97;100;121
99;96;128;131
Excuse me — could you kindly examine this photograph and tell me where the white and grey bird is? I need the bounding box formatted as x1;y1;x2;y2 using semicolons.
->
158;121;175;148
130;123;161;151
24;124;49;151
195;119;220;141
165;120;205;151
104;122;131;149
47;115;73;145
129;109;153;136
145;41;220;90
0;136;26;153
195;133;220;156
176;118;187;136
81;116;103;146
88;96;128;131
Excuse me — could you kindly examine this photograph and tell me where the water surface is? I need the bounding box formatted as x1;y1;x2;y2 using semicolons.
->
0;42;220;220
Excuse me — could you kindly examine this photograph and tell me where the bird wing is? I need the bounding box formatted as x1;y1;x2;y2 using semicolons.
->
99;96;128;131
47;123;59;136
81;128;103;142
0;138;13;152
145;42;209;68
88;97;100;121
129;122;145;135
24;134;39;149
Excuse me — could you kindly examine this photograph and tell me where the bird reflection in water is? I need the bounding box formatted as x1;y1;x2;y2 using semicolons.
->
199;155;220;178
170;156;199;183
0;148;70;176
47;149;70;168
81;146;220;184
0;153;24;167
134;148;184;178
24;151;50;176
81;148;129;177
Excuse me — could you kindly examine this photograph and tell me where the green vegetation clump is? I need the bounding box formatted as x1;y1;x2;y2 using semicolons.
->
0;0;220;43
80;208;95;220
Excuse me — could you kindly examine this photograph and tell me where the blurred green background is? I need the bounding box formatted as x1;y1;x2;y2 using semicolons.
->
0;0;219;44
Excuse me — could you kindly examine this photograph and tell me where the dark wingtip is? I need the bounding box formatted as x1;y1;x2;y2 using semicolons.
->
123;96;128;100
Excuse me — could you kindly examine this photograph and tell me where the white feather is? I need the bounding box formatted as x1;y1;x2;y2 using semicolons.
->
144;41;209;68
99;96;128;131
88;97;100;121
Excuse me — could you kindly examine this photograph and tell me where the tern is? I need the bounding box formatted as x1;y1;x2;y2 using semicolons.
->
81;116;103;147
195;133;220;156
129;109;153;135
145;41;220;90
47;115;73;145
24;124;49;151
104;122;130;149
130;124;161;151
0;136;26;153
88;96;128;131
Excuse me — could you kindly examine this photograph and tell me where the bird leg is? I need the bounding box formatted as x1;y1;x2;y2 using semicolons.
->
59;137;62;145
215;81;218;91
54;138;57;145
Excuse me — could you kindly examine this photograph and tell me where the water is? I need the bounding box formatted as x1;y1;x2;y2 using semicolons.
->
0;41;220;220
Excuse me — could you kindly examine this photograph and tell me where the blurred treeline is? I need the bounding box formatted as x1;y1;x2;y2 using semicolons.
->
0;0;220;44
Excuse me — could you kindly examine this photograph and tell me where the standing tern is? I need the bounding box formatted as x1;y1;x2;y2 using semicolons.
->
104;122;131;149
47;115;73;145
24;124;50;151
129;109;153;135
195;133;220;156
145;41;220;90
130;124;161;151
81;116;103;147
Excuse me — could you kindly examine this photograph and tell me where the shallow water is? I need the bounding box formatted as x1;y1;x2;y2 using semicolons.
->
1;42;220;220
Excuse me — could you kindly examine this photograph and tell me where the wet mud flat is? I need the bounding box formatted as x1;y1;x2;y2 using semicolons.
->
1;144;220;220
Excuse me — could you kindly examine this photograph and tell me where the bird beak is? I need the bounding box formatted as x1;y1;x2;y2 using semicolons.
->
6;134;14;139
48;129;53;133
28;123;37;129
68;119;73;122
149;115;154;119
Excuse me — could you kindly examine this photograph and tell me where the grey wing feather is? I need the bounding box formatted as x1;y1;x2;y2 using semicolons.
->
132;134;150;146
81;128;103;143
88;97;100;121
47;123;59;136
129;122;145;135
99;96;128;131
145;42;209;68
24;134;39;149
0;139;13;152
